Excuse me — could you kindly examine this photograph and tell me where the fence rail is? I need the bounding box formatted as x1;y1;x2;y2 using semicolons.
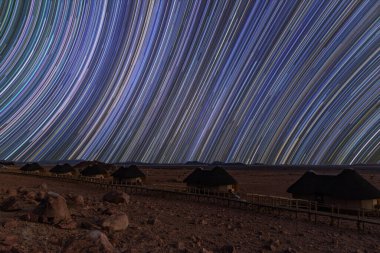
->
1;170;380;230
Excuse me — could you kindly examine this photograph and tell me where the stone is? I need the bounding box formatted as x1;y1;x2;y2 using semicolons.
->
33;191;71;224
1;197;22;212
39;183;48;191
2;219;18;229
63;230;115;253
101;213;129;231
6;189;17;197
219;245;237;253
0;233;18;252
102;190;130;204
81;221;101;230
147;217;159;225
57;220;77;230
176;241;186;250
74;195;85;206
25;191;36;200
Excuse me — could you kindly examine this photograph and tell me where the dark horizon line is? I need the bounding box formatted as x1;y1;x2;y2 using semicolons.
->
1;159;379;167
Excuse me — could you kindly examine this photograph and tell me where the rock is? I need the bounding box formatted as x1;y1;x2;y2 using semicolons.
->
101;213;129;231
63;230;115;253
17;187;28;194
74;195;85;206
35;191;47;201
39;183;48;191
102;190;130;204
0;197;21;212
81;221;101;230
101;207;118;215
0;233;18;252
202;248;213;253
283;248;297;253
176;241;186;250
33;191;71;224
200;219;208;225
147;217;159;225
2;219;18;229
6;189;17;197
25;191;36;200
57;219;77;230
219;245;237;253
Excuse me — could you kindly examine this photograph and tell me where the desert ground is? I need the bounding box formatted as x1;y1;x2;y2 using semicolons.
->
1;165;380;253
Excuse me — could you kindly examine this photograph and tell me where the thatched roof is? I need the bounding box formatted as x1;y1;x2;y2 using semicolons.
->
287;169;380;200
74;160;115;170
111;165;145;179
20;163;44;172
0;160;14;166
183;166;237;187
80;165;108;176
50;164;74;174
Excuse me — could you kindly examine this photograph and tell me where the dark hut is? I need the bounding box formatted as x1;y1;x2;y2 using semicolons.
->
20;163;44;174
287;168;380;210
0;160;14;166
80;165;108;178
74;160;115;171
183;166;238;193
111;165;146;184
50;164;75;175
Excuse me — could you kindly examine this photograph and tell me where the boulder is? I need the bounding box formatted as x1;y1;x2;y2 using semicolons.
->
6;189;17;197
63;230;115;253
33;191;71;224
219;245;237;253
0;197;23;212
25;191;36;200
101;213;129;231
102;190;130;204
0;232;19;252
39;183;48;191
74;195;85;206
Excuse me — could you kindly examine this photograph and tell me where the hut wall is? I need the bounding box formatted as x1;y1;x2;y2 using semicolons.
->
187;184;236;193
291;194;316;201
361;199;377;209
115;177;143;184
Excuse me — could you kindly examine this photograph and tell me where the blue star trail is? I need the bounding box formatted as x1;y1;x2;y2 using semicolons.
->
0;0;379;165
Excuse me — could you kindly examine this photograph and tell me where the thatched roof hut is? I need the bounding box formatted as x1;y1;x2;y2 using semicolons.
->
183;166;238;192
20;163;44;172
287;168;380;209
80;165;108;177
74;161;115;171
0;160;14;166
112;165;146;181
50;164;75;175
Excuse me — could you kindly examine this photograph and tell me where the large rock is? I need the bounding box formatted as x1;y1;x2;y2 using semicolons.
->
0;232;19;252
63;230;115;253
101;213;129;231
0;197;22;212
6;189;17;197
102;190;130;204
0;195;36;212
33;191;71;224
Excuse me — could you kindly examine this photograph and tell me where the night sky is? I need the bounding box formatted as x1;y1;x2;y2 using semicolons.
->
1;0;379;164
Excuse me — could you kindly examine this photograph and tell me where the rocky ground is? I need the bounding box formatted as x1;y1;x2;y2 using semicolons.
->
0;171;380;253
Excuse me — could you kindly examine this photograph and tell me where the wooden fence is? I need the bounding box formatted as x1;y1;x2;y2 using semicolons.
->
1;170;380;230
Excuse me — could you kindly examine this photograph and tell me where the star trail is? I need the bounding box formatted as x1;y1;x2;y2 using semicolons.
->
0;0;379;164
